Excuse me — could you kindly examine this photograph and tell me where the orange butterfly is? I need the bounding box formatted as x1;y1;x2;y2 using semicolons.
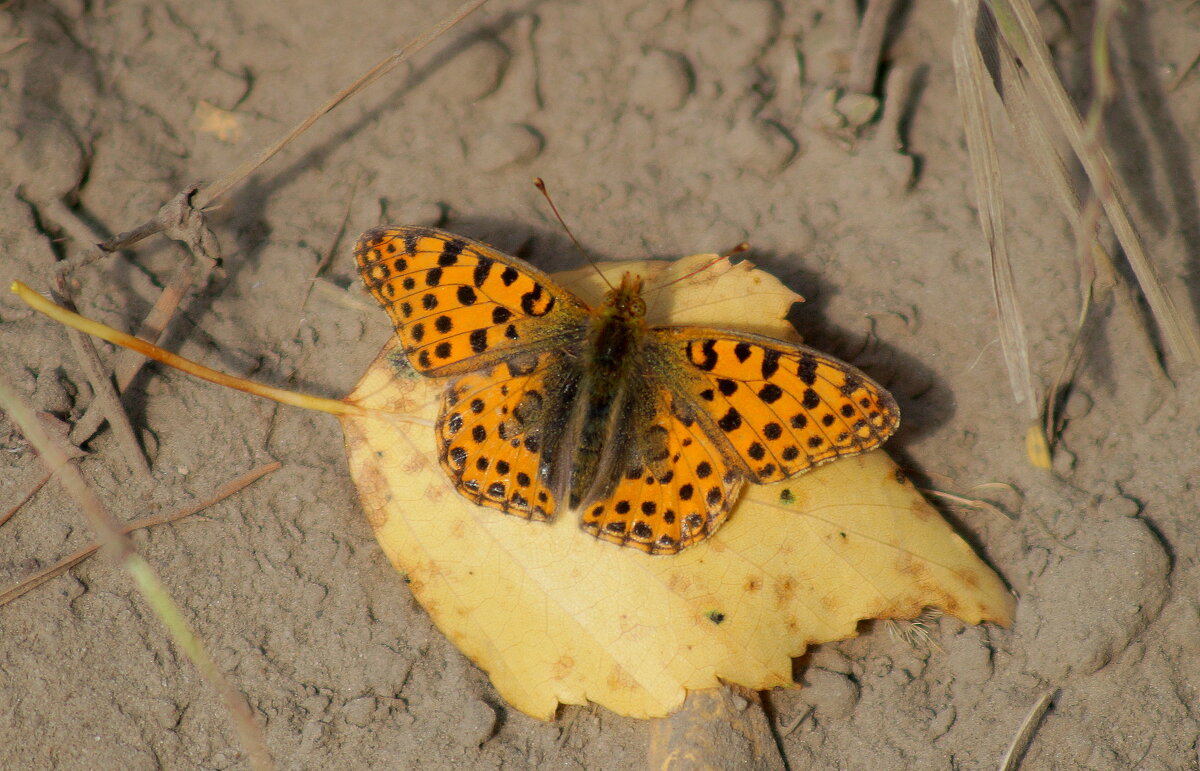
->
355;226;899;554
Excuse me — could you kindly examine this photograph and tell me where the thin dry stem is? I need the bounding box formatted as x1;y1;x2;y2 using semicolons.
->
0;462;280;607
53;286;152;480
849;0;897;94
1167;48;1200;91
968;3;1160;456
922;488;1015;521
0;371;275;771
779;706;814;738
54;0;491;265
3;4;502;767
990;0;1200;365
998;689;1057;771
13;282;367;419
2;468;52;528
953;0;1039;415
1041;1;1117;449
195;0;492;211
71;256;201;446
2;414;85;527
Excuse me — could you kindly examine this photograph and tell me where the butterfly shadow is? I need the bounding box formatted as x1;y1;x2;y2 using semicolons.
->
749;247;954;452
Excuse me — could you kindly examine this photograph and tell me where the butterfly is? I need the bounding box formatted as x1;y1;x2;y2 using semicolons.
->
355;226;899;554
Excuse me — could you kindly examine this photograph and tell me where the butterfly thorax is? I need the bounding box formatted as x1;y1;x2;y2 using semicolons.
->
588;273;649;375
590;288;646;358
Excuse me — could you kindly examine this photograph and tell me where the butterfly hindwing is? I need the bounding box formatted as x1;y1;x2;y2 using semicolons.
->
356;226;588;377
581;391;743;554
436;350;562;521
654;328;900;483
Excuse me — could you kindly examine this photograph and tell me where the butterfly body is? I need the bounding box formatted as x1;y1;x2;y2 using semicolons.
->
356;226;899;554
549;274;654;508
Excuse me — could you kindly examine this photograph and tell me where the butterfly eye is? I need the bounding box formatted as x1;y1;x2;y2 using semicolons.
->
630;297;646;317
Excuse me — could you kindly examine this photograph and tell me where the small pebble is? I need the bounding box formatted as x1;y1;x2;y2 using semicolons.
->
32;367;72;415
1017;515;1169;680
1051;444;1077;477
469;123;544;172
929;706;956;739
1060;388;1094;421
1096;494;1140;519
298;719;327;754
342;696;377;727
458;698;499;747
438;38;510;102
16;119;85;201
798;669;859;721
725;118;797;175
628;49;693;113
836;92;880;129
149;699;181;730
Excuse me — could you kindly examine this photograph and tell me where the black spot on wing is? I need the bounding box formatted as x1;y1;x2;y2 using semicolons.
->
473;257;494;288
689;339;719;371
760;349;781;379
797;354;818;386
438;238;466;266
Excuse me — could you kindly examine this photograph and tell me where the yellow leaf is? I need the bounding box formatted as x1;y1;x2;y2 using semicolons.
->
340;256;1013;720
193;100;243;143
1026;421;1053;470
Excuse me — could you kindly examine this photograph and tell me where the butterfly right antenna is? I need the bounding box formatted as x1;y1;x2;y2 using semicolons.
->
641;241;751;299
533;177;616;291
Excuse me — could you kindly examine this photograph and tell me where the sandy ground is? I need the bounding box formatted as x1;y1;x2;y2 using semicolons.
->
2;1;1199;768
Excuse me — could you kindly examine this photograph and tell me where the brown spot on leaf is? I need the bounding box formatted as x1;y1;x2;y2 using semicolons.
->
552;655;575;680
606;664;640;694
774;577;796;608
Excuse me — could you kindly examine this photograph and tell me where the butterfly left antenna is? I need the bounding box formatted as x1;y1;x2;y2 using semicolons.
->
533;177;615;291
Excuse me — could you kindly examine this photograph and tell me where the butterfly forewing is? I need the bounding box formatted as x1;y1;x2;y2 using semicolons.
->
355;226;588;377
356;226;591;523
654;328;900;483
